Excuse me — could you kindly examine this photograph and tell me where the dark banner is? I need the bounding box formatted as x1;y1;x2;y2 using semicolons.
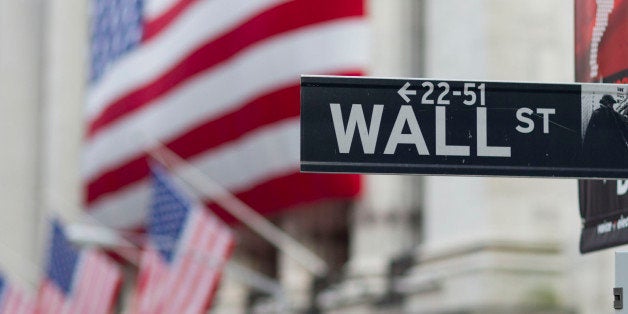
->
576;0;628;253
301;75;627;178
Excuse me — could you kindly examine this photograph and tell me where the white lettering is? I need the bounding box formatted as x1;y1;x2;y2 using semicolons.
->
536;108;555;134
436;107;470;156
330;103;383;154
384;105;430;155
477;107;511;157
515;107;534;133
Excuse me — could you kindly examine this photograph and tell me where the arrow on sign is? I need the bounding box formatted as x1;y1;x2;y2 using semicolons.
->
398;82;416;103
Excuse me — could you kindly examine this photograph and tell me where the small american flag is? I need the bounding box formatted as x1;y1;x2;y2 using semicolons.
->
133;163;235;313
0;273;35;314
84;0;365;229
37;219;122;314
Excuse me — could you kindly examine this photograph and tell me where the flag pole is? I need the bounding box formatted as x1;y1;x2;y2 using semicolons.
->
145;139;329;277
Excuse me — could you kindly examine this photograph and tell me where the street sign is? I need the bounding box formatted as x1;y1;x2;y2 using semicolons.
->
300;75;628;179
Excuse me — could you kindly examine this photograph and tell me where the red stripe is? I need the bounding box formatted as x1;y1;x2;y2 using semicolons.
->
162;217;209;311
142;0;199;42
193;234;233;313
209;172;361;224
201;240;234;311
87;0;364;138
92;171;360;230
172;219;222;313
86;70;362;206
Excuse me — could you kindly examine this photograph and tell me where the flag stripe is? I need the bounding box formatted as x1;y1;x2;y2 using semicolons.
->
92;255;119;314
1;285;35;314
85;83;300;204
135;249;164;314
88;117;300;213
69;254;88;314
142;0;198;41
87;0;363;137
83;19;367;183
144;0;185;20
87;0;286;120
158;213;210;311
38;282;64;314
86;69;359;206
87;117;302;226
164;214;216;312
174;230;231;313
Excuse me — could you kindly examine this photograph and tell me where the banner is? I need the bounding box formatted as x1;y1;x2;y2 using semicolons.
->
301;76;628;178
576;0;628;253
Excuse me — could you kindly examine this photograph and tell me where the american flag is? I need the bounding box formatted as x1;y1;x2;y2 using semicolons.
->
37;219;122;314
0;273;35;314
133;163;235;313
84;0;366;229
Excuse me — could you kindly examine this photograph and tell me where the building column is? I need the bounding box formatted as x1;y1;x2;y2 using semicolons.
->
0;0;46;286
398;177;576;313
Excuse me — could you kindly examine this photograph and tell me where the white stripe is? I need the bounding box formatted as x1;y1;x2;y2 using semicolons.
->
184;231;231;313
164;215;215;312
73;254;90;314
60;292;72;314
11;290;25;314
67;253;88;314
39;286;51;313
83;19;368;180
80;254;100;314
90;256;107;314
71;251;119;314
89;118;300;229
149;218;204;310
0;286;9;313
1;287;15;313
100;257;120;314
144;0;182;19
88;0;287;120
11;291;26;314
37;286;49;313
90;257;116;314
139;249;166;314
192;118;299;193
136;257;152;313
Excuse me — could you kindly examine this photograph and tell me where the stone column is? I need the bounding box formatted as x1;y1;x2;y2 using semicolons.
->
41;0;86;222
0;0;46;287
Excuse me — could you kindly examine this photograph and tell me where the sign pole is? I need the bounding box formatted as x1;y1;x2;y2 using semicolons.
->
616;251;628;312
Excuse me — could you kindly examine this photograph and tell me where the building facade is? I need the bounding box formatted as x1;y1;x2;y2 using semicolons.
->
0;0;618;313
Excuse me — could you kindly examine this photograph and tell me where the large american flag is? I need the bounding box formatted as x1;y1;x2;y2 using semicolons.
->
133;163;235;313
0;273;35;314
37;220;122;314
84;0;366;229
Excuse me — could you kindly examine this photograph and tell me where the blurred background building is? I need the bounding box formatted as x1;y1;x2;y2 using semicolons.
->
0;0;619;313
